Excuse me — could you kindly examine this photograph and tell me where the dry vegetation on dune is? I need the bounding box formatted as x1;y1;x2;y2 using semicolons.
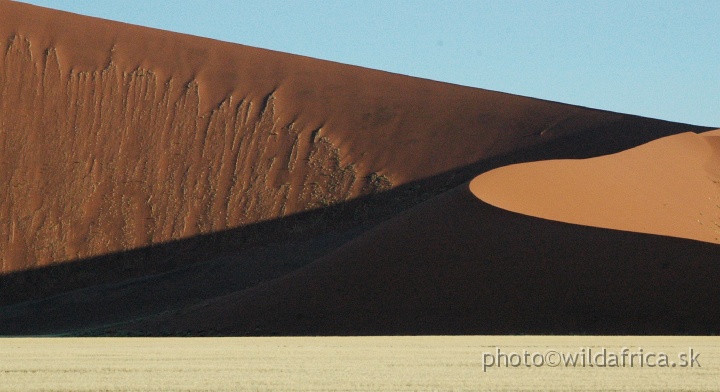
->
0;1;719;336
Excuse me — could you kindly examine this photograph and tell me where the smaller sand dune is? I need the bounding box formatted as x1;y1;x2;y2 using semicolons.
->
471;130;720;244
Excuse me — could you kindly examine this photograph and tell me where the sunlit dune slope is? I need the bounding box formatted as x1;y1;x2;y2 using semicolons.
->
471;129;720;244
0;0;644;272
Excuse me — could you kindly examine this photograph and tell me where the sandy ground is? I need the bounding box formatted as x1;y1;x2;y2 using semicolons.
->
1;336;717;391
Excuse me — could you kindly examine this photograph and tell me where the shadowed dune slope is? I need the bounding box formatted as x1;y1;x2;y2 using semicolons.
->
471;129;720;244
1;122;716;335
1;1;718;336
112;183;720;336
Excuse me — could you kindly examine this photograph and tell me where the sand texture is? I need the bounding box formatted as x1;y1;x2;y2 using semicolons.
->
2;337;718;391
0;1;718;335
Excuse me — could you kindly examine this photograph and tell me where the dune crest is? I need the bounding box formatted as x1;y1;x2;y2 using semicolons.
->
471;130;720;244
0;0;649;272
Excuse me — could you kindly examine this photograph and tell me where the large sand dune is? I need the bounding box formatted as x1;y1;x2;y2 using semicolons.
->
0;1;717;335
0;0;633;272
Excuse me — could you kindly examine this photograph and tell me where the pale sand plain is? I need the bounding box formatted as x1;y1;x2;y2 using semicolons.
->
1;336;718;391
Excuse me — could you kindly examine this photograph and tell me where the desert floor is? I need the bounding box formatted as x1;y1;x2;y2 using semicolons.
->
1;336;717;391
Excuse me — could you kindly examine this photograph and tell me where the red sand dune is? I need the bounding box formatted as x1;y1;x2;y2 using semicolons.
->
472;129;720;244
0;0;626;272
0;1;718;335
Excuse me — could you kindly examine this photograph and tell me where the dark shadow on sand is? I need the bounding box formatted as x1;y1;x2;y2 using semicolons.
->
0;118;713;335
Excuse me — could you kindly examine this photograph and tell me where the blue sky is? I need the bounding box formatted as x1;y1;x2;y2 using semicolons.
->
22;1;719;127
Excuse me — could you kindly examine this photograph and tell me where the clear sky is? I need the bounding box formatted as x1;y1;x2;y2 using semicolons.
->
22;1;720;127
